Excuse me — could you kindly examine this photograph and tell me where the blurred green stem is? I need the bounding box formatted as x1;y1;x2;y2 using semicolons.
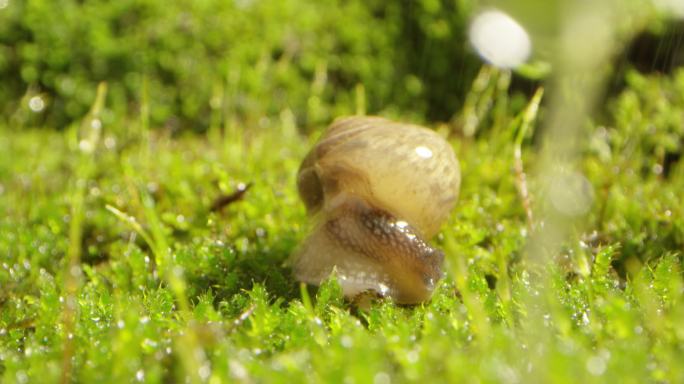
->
61;82;107;384
108;166;207;383
521;0;656;380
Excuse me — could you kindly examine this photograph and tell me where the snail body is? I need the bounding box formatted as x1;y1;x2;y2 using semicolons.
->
293;116;460;304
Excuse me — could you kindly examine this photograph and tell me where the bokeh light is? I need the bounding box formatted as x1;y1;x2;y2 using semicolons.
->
548;171;594;217
28;96;45;113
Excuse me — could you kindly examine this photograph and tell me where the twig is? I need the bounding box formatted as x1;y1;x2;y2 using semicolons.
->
230;304;256;331
514;87;544;231
210;182;252;212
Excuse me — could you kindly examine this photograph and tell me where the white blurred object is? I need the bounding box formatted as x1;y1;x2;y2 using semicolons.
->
469;9;532;68
548;171;594;217
28;96;45;112
654;0;684;18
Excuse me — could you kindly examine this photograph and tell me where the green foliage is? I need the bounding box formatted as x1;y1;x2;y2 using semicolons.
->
2;1;684;381
0;0;480;131
1;64;684;382
584;69;684;264
609;69;684;177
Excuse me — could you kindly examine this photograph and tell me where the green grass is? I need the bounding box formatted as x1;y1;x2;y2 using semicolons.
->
1;62;683;383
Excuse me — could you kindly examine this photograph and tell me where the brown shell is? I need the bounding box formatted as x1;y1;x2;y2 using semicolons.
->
293;116;461;304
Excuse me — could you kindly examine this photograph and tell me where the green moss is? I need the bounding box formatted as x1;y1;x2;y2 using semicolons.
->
1;67;684;383
0;0;479;130
1;1;684;382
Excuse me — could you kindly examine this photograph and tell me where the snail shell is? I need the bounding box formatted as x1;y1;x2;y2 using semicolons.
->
293;116;461;304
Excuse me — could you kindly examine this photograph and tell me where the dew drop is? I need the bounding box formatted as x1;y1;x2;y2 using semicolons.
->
406;350;419;364
15;370;28;384
340;335;353;348
586;355;606;376
229;360;247;380
79;140;95;153
198;363;211;380
374;371;393;384
582;312;590;326
90;118;102;130
104;136;117;150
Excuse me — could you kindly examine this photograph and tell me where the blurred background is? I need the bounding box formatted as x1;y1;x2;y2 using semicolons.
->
1;0;682;134
1;3;684;382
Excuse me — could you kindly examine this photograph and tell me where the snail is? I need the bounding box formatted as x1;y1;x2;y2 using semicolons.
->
292;116;461;304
